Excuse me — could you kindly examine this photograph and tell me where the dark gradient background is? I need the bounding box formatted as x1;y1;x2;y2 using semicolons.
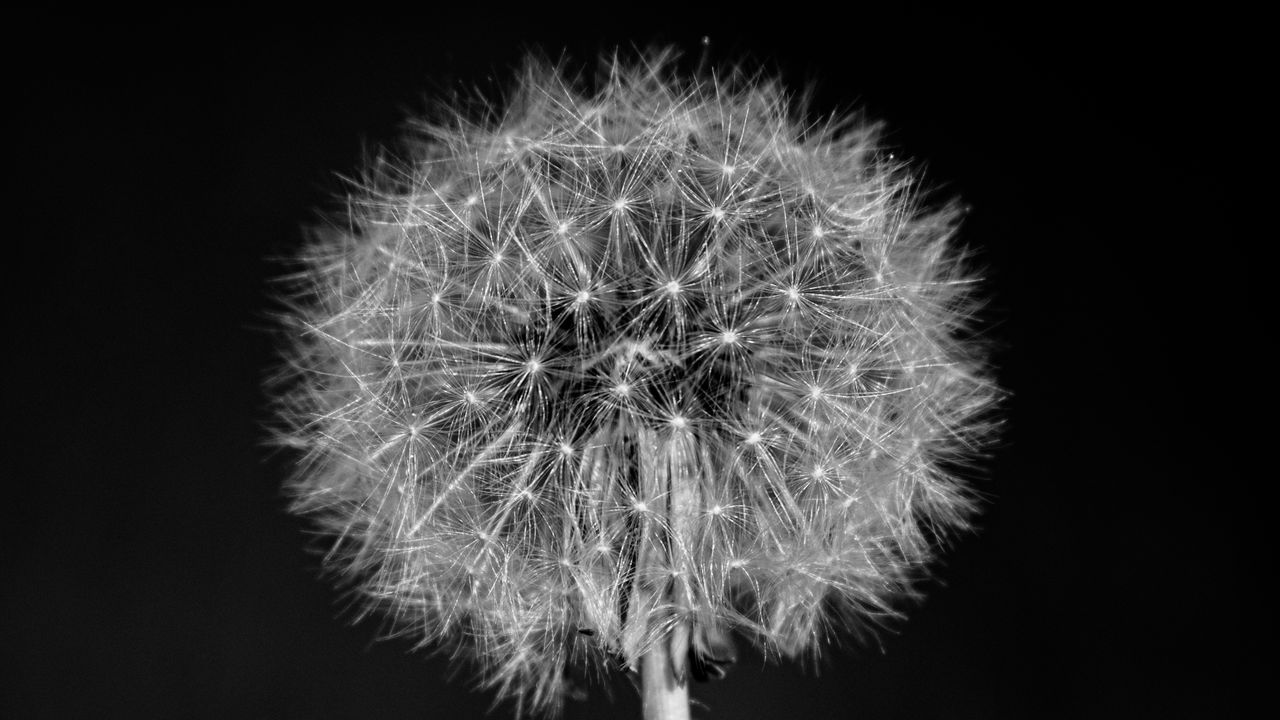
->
8;16;1239;719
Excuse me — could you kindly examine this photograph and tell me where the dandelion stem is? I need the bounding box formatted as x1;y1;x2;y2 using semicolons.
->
641;637;690;720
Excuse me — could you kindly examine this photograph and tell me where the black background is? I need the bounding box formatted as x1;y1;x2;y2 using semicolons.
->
7;15;1241;719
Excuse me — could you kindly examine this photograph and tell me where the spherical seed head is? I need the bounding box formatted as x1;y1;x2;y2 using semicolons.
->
272;51;1002;716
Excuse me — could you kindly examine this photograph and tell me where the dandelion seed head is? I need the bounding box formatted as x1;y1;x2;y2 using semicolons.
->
271;49;1003;716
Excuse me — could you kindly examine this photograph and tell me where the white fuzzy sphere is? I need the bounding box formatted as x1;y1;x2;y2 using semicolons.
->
272;52;1001;715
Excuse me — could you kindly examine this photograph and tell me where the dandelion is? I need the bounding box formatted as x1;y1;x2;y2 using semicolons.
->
269;50;1002;718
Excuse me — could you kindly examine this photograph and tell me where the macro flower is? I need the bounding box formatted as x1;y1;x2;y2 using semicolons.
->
271;51;1001;717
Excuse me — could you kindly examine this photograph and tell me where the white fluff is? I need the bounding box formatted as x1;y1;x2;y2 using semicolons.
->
269;50;1002;716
